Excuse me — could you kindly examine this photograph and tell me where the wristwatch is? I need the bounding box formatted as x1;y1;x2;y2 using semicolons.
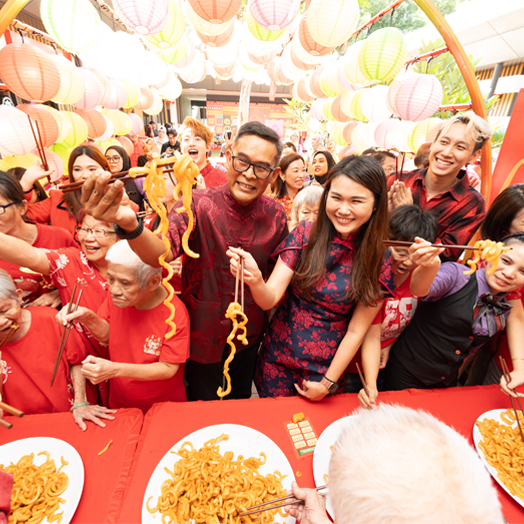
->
321;375;339;393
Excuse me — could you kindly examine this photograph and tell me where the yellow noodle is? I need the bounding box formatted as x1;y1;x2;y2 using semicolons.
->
146;434;288;524
464;240;510;276
0;452;69;524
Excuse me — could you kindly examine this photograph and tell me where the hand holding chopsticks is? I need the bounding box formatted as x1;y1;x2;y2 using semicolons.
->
238;483;328;518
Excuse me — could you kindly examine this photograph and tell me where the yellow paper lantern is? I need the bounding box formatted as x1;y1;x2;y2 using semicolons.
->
120;79;141;109
173;37;197;69
145;0;185;50
320;63;345;98
0;153;40;170
358;27;407;82
159;76;183;100
331;122;347;145
306;0;359;47
40;0;101;54
322;98;336;121
61;111;88;148
247;11;285;41
408;118;442;153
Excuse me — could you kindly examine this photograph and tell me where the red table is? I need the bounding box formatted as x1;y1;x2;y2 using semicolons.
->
118;385;524;524
0;407;143;523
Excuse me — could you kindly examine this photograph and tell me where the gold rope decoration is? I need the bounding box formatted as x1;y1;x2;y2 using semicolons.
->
129;153;200;339
464;239;510;275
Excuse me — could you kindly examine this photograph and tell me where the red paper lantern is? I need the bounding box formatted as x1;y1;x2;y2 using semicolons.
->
75;108;107;139
16;103;60;148
0;43;61;103
188;0;241;24
298;14;335;57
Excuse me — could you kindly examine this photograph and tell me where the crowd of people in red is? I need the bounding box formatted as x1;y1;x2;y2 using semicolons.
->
0;113;523;434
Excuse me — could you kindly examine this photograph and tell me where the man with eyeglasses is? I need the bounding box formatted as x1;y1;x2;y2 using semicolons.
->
80;121;288;401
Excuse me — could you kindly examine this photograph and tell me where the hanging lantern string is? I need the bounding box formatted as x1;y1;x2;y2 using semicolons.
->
26;115;49;172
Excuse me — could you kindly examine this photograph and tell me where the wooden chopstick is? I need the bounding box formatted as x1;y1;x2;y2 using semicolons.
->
51;284;83;386
0;402;23;418
238;485;328;517
58;166;176;194
0;419;12;430
356;362;370;398
240;256;244;313
384;240;480;251
499;356;524;441
27;115;49;171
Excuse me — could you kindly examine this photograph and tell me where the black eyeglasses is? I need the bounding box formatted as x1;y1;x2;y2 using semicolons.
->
0;202;16;216
231;156;276;180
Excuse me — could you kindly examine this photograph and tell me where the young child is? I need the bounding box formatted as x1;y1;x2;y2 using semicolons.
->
348;205;442;408
288;185;323;230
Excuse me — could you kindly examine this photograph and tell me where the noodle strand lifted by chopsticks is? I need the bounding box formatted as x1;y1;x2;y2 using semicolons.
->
464;239;510;275
129;153;200;339
477;408;524;501
0;451;69;524
146;433;288;524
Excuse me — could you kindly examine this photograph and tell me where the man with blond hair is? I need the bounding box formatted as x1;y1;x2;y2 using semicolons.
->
285;404;504;524
388;112;492;262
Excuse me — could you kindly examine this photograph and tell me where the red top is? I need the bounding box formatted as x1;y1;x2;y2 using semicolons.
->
200;162;227;188
98;295;190;412
271;194;293;221
167;185;288;364
44;247;110;359
25;190;78;235
0;307;87;414
389;168;486;262
0;223;77;304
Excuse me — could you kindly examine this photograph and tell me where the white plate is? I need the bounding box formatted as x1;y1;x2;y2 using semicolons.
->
473;408;524;509
142;424;296;524
0;437;84;524
312;416;355;519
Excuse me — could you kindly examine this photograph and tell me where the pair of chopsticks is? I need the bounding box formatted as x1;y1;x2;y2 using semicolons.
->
395;152;406;181
384;240;482;251
27;115;49;171
355;362;371;400
238;485;328;517
234;253;245;313
58;165;176;194
0;325;25;429
51;281;83;387
500;356;524;441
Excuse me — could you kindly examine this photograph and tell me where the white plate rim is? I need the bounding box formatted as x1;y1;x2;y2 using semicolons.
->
473;408;524;509
0;436;84;524
141;423;296;524
312;415;355;519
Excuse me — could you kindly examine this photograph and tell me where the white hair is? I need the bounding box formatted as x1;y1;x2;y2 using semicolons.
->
330;404;503;524
105;240;161;289
0;269;19;302
289;185;323;229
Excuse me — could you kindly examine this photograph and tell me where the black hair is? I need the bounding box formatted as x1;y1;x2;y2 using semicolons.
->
481;184;524;241
6;167;48;202
168;129;178;137
361;148;376;156
234;121;283;163
371;151;396;166
502;232;524;246
105;145;131;172
389;205;439;243
0;170;26;207
312;150;336;185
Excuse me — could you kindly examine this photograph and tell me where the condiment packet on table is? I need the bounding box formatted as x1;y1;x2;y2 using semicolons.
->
285;416;318;458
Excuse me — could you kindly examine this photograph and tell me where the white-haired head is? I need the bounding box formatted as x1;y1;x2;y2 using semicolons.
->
0;269;19;303
330;404;503;524
105;240;161;289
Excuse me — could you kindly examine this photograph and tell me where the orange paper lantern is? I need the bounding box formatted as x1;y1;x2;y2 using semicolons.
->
298;14;335;57
135;87;155;111
0;43;61;103
331;95;352;122
307;67;325;98
75;108;107;139
188;0;242;24
16;104;60;148
116;135;134;156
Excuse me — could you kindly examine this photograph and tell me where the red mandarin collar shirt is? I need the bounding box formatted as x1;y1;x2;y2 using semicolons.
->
166;185;288;364
390;168;486;262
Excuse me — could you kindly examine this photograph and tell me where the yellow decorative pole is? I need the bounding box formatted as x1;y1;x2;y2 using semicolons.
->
0;0;30;38
412;0;493;201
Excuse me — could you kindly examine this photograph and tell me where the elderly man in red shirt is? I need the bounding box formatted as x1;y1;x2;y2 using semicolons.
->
58;240;190;412
388;112;492;262
80;121;288;401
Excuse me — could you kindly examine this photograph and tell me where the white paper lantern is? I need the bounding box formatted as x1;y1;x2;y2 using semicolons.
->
340;41;372;87
75;68;103;110
392;120;417;152
309;98;325;120
394;74;443;122
361;86;391;122
113;0;169;35
159;76;183;99
50;55;86;105
249;0;300;31
374;118;400;150
178;53;207;83
363;122;379;148
173;37;196;68
105;79;128;110
0;106;38;155
306;0;359;47
40;0;101;54
351;123;369;152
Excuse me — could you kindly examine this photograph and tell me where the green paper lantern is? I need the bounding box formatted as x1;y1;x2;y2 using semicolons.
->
358;28;407;82
408;118;441;153
322;98;336;121
120;79;141;109
320;64;345;98
331;122;347;145
247;12;285;41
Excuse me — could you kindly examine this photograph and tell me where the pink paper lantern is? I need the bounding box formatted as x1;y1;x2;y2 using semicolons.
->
0;43;61;103
386;76;405;116
105;79;128;110
394;74;444;122
309;99;325;120
113;0;169;35
128;113;144;135
249;0;300;30
174;38;196;69
75;68;103;110
0;106;38;155
16;104;60;148
188;0;241;24
116;135;134;156
374;118;401;150
42;148;65;182
75;108;107;139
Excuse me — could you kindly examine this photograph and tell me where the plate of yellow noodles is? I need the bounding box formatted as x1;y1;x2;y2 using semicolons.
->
142;424;296;524
0;437;84;524
474;408;524;508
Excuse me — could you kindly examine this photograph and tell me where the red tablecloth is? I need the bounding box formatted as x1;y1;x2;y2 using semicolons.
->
118;385;524;524
0;408;143;523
